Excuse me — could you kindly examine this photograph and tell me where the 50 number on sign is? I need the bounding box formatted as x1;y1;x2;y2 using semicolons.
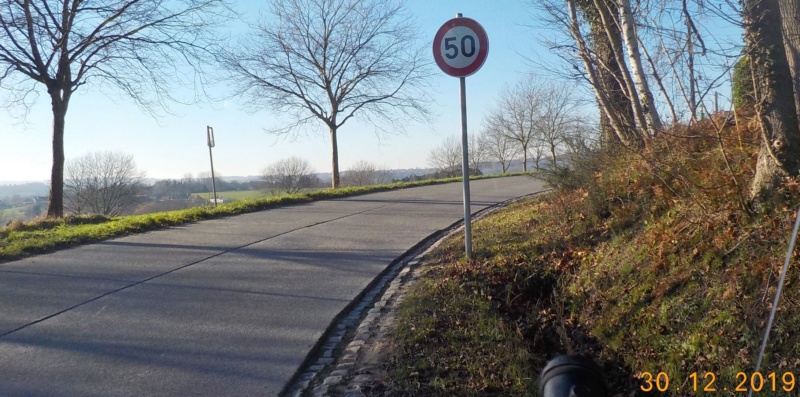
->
438;26;481;70
444;34;476;60
432;17;488;78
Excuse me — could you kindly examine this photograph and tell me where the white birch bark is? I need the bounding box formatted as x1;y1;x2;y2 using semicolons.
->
566;0;642;148
619;0;662;136
592;0;648;135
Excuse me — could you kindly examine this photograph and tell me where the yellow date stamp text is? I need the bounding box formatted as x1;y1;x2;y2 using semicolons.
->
639;371;797;393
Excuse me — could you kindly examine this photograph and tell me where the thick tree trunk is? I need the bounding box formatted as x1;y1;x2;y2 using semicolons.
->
572;0;641;148
745;0;800;197
778;0;800;113
619;0;662;136
330;126;340;189
592;0;648;136
598;108;616;145
550;145;558;169
46;95;68;218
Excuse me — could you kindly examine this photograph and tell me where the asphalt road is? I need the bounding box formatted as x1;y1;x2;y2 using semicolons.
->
0;176;545;396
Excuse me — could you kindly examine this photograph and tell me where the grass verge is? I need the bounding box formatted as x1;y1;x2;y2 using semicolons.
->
387;112;800;396
0;173;527;264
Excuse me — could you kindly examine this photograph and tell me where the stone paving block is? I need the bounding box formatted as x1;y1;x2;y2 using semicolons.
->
323;376;343;386
337;362;356;370
353;374;373;383
340;354;357;363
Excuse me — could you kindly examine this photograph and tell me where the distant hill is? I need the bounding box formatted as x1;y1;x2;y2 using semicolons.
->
0;161;544;201
0;182;49;199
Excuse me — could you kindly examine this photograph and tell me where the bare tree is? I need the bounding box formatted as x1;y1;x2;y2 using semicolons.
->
342;160;393;187
427;136;461;178
428;136;485;177
533;0;739;146
529;143;547;171
468;133;489;175
480;125;518;173
488;77;584;171
618;0;662;136
552;0;643;147
562;118;599;157
223;0;432;189
489;78;541;171
262;157;317;194
0;0;231;218
64;151;145;216
536;84;582;169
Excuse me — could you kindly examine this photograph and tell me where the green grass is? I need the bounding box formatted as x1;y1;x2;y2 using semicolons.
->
388;199;577;396
0;173;528;264
387;115;800;396
192;190;268;200
0;206;27;222
392;256;536;396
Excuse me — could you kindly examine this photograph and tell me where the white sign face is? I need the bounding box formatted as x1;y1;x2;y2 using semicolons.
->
439;26;481;70
433;16;488;77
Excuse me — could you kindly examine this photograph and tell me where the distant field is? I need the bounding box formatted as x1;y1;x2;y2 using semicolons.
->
192;190;268;201
0;205;29;223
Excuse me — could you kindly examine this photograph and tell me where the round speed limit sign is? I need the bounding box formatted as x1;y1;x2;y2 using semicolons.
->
433;17;489;77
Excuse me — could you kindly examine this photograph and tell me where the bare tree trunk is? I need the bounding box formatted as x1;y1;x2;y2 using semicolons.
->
591;10;632;144
593;0;648;135
522;145;528;171
681;0;698;122
745;0;800;197
330;126;340;188
779;0;800;114
640;39;679;124
619;0;662;136
571;0;642;148
47;95;68;218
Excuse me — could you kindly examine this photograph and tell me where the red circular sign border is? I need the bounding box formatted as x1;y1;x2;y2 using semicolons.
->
432;17;489;78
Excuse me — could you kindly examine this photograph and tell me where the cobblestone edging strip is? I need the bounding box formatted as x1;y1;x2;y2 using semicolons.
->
324;245;429;397
283;236;435;397
284;192;548;397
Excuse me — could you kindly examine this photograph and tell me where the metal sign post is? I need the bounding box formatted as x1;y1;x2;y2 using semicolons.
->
433;13;489;258
459;76;472;257
207;126;218;207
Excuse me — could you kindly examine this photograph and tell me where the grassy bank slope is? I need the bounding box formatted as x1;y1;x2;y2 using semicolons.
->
388;113;800;396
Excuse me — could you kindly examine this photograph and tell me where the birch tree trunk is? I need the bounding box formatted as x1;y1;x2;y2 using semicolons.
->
592;0;649;136
618;0;662;136
570;0;643;148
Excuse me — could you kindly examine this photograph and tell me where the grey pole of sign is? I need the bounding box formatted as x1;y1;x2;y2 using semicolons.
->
433;13;488;258
207;126;218;207
459;57;473;258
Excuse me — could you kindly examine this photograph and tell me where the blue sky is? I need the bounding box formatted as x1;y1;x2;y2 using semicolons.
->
0;1;555;183
0;0;739;184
